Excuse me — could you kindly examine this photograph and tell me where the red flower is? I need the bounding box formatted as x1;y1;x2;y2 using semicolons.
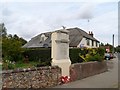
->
60;76;70;84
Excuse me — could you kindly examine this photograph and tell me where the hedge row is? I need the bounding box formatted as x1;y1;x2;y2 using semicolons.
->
22;48;105;66
22;48;84;65
69;48;84;64
23;48;51;66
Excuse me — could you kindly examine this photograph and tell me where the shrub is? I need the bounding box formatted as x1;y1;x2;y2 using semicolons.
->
22;47;105;66
22;48;51;66
2;60;15;70
97;47;105;56
69;48;84;64
23;48;84;65
79;48;105;62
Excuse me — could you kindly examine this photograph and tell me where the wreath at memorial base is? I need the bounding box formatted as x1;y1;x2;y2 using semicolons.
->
60;76;70;84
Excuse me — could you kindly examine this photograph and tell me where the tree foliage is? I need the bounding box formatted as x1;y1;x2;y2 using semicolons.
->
0;23;7;37
1;23;27;62
115;45;120;53
79;48;105;62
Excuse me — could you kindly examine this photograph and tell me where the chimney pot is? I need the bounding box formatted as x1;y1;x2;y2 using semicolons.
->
89;31;94;37
89;31;90;34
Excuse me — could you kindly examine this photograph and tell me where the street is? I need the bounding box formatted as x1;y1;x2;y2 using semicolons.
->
54;54;119;88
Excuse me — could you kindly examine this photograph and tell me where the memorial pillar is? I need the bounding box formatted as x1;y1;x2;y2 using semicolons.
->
51;29;71;76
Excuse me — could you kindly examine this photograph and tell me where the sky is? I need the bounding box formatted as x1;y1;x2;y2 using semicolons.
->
0;0;119;46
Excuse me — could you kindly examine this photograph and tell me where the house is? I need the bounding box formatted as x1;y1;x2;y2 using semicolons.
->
22;27;100;48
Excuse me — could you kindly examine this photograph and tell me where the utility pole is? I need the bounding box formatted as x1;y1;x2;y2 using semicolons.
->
112;34;114;54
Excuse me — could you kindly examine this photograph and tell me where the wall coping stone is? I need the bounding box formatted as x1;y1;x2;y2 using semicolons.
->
70;61;106;67
2;65;60;74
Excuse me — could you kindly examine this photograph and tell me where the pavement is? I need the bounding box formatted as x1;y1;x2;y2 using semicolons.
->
0;72;1;89
53;54;119;88
0;62;2;89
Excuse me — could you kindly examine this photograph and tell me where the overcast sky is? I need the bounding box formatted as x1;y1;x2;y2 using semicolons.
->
0;0;119;46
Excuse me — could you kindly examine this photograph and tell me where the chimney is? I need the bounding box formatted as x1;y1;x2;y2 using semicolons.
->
88;31;94;37
88;31;90;34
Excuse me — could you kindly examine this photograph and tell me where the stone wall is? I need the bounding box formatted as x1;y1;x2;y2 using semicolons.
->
70;61;108;81
2;66;61;88
2;61;108;88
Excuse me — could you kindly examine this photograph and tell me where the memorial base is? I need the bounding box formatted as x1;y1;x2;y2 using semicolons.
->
51;59;71;76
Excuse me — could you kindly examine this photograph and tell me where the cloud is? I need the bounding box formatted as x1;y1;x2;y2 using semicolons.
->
54;3;96;21
42;3;97;30
6;15;51;40
0;0;119;2
89;10;118;45
75;3;96;19
2;7;12;16
1;2;118;47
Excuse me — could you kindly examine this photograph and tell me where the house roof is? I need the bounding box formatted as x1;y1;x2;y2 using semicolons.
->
22;27;99;48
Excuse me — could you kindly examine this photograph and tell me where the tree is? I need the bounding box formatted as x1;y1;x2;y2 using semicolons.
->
13;34;19;40
19;37;27;45
0;23;7;37
104;43;114;53
115;45;120;53
2;23;27;62
100;43;104;46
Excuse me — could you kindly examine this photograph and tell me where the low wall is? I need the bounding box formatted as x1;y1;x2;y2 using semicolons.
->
2;66;61;88
70;61;108;81
2;61;108;88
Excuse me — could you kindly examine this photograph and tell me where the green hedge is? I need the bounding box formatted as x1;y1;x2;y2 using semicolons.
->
69;48;84;64
22;48;84;65
3;47;105;69
22;47;105;66
22;48;51;66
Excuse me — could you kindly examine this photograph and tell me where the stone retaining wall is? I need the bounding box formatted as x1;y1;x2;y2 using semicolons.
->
70;61;108;81
2;66;61;88
2;61;108;88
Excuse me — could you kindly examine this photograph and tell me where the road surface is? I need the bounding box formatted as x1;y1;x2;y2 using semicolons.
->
54;54;119;88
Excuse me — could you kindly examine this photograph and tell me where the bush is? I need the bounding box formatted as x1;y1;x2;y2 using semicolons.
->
97;47;105;56
22;48;51;66
85;54;103;62
69;48;84;64
79;48;105;62
22;47;105;66
23;48;84;65
2;60;15;70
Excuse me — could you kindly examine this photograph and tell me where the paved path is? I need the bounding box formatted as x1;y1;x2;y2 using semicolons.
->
54;56;118;88
0;74;2;90
0;64;2;89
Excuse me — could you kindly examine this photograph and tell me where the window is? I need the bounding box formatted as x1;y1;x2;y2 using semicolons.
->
41;37;44;41
92;40;94;46
43;44;48;48
40;34;45;42
96;42;98;47
86;39;90;46
40;37;44;43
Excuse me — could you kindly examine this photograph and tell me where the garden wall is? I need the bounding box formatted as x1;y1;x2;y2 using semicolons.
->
2;66;61;88
2;61;108;89
70;61;108;81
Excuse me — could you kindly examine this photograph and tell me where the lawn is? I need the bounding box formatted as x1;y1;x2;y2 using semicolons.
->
2;61;39;70
15;61;38;69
